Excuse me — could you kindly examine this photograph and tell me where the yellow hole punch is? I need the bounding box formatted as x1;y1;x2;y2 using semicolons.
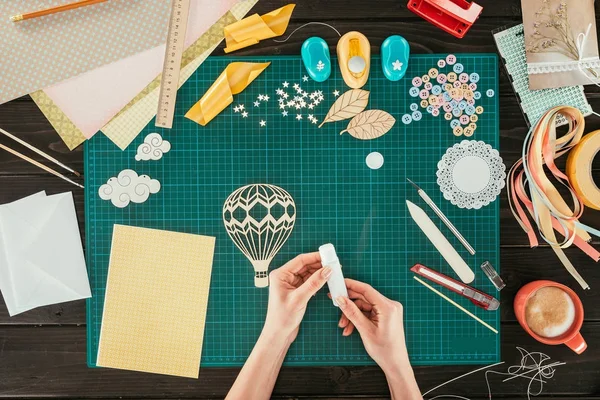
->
337;31;370;89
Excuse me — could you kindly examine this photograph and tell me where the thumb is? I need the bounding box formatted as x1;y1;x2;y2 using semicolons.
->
296;266;332;303
336;296;370;334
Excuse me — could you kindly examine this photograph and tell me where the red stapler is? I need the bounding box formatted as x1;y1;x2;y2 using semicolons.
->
407;0;483;39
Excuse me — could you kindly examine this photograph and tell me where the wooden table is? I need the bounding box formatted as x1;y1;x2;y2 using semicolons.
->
1;1;599;398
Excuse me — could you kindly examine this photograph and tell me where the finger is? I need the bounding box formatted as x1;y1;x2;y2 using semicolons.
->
346;289;370;304
295;266;332;302
343;310;370;336
342;324;354;336
338;314;349;328
296;262;323;278
353;299;373;313
336;296;371;334
345;279;387;304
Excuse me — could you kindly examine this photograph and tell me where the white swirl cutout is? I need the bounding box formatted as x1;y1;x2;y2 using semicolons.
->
98;169;161;208
135;133;171;161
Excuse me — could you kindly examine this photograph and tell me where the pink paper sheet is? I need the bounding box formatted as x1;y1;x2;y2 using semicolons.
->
43;0;237;139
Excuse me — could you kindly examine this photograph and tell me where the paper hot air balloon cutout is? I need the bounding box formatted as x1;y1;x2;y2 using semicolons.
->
223;184;296;288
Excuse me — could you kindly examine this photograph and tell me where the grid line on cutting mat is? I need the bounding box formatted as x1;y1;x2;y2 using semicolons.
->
85;54;500;367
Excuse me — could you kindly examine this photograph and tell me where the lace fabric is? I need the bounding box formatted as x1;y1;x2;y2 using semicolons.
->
436;140;506;209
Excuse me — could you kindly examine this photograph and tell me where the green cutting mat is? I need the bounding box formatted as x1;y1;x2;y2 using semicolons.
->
85;54;500;367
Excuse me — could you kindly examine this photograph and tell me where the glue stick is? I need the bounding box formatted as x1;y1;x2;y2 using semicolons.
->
319;243;348;307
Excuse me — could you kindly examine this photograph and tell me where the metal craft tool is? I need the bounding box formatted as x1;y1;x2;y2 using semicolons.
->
480;261;505;291
411;263;499;310
407;178;475;255
156;0;190;129
406;200;475;283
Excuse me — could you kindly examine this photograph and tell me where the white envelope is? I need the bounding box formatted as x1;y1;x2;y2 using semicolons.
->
0;191;91;316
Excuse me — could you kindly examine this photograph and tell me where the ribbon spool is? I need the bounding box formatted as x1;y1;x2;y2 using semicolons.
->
567;130;600;210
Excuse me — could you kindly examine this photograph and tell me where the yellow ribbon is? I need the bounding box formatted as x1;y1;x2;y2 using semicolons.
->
567;130;600;210
185;62;270;126
224;4;295;53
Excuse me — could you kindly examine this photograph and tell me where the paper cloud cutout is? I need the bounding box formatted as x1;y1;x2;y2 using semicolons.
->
135;133;171;161
98;170;161;208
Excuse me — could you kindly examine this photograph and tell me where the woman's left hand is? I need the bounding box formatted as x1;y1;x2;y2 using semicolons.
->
263;252;332;344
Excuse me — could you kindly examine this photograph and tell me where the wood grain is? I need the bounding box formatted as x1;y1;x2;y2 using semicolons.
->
0;325;598;398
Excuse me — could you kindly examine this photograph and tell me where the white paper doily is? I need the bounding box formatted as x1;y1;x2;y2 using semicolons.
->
436;140;506;209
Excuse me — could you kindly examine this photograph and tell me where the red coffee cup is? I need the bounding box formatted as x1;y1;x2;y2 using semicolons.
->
514;280;586;354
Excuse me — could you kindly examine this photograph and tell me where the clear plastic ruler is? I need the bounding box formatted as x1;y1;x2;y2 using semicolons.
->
156;0;190;129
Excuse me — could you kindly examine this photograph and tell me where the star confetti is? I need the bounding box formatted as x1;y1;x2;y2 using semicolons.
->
282;81;289;88
333;90;340;97
241;111;248;118
254;101;260;107
282;110;288;117
302;75;309;82
258;94;265;101
264;95;270;102
233;106;240;112
259;120;266;127
296;114;302;120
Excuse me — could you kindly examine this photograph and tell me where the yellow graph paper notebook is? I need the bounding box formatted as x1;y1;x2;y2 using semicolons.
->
97;225;215;378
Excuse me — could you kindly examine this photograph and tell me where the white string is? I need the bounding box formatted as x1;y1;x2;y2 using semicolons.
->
273;22;341;43
422;347;565;400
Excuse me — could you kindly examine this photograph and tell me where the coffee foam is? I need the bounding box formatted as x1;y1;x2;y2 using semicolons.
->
525;287;575;338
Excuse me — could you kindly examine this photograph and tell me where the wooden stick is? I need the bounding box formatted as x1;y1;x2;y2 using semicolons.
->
10;0;108;22
413;276;498;334
0;128;80;176
0;143;84;189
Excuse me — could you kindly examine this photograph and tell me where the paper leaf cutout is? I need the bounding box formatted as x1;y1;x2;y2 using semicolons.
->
318;89;369;128
339;110;396;140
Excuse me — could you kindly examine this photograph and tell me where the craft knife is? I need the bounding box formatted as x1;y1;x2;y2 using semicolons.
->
411;263;499;311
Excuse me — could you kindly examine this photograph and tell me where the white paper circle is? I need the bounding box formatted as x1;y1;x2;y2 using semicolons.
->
451;155;490;193
348;56;366;73
366;152;384;170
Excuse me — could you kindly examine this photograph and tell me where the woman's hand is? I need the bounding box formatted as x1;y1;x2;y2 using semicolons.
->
263;252;332;345
334;279;410;373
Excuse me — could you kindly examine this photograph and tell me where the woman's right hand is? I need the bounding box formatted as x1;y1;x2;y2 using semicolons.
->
334;279;410;373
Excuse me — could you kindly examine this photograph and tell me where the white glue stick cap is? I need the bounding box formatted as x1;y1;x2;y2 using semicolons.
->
319;243;339;266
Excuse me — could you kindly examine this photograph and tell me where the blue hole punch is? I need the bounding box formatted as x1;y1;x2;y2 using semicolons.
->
381;35;410;81
302;37;331;82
